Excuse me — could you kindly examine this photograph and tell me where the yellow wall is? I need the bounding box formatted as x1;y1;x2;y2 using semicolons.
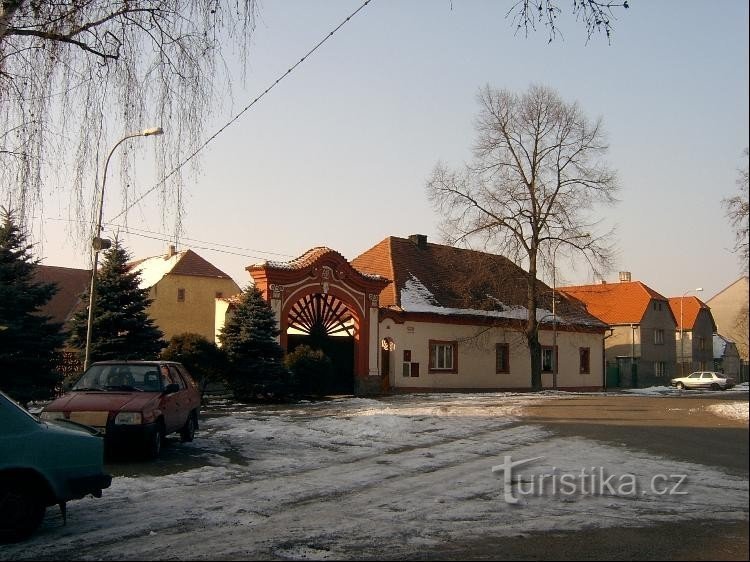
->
148;274;241;342
380;318;603;390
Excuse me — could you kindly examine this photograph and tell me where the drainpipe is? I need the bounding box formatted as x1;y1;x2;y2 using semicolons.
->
602;328;614;391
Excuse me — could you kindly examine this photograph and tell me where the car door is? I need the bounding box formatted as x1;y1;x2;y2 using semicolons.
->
700;372;715;389
685;373;702;388
159;365;184;433
174;364;201;415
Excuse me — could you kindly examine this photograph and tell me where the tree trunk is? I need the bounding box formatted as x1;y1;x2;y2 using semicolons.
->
526;251;542;391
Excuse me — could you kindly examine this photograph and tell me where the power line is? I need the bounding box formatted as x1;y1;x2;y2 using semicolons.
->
108;0;373;224
39;216;296;261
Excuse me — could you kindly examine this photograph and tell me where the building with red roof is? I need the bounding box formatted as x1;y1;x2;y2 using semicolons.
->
235;234;607;394
667;296;715;376
559;275;678;387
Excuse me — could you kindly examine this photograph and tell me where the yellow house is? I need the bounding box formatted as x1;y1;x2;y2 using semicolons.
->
130;246;241;342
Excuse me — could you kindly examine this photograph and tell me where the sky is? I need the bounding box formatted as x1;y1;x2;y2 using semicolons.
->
31;0;749;302
8;391;749;559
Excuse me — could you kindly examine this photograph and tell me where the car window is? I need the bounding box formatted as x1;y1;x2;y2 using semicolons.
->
73;364;164;392
174;365;198;389
688;373;701;379
167;366;186;389
702;373;713;379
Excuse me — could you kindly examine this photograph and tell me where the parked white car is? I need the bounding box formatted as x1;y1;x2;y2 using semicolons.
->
670;371;735;391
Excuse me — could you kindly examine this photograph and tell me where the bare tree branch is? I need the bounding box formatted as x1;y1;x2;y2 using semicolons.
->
426;84;619;390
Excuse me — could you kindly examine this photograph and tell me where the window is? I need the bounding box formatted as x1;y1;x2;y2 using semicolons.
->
541;346;558;373
654;329;664;345
698;336;706;351
579;347;591;374
496;343;510;374
177;288;186;302
401;350;421;377
429;340;457;373
655;361;666;377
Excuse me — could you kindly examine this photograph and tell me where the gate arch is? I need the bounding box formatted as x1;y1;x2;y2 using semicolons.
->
247;247;389;395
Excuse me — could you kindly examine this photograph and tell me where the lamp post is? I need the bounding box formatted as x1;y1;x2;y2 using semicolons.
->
550;240;563;390
679;287;703;377
84;127;164;370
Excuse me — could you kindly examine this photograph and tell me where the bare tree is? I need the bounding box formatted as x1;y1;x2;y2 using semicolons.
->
723;148;749;272
509;0;630;43
0;0;629;246
427;84;618;390
1;0;257;234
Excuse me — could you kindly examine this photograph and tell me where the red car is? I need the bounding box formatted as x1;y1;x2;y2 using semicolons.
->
41;361;201;459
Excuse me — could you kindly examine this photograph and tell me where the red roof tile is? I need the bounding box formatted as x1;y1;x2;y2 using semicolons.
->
667;296;710;330
558;281;669;325
33;265;91;325
352;236;602;327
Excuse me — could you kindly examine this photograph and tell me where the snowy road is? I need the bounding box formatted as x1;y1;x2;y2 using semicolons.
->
2;390;748;560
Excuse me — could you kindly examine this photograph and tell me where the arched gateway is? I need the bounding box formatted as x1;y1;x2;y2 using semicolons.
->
247;248;389;395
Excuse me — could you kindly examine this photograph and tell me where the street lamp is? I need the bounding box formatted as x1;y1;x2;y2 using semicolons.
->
83;127;164;370
679;287;703;377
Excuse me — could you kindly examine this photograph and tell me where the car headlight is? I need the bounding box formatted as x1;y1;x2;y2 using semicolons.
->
114;412;143;425
40;411;66;421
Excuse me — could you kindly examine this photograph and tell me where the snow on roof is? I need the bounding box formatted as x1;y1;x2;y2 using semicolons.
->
400;273;560;323
132;252;183;289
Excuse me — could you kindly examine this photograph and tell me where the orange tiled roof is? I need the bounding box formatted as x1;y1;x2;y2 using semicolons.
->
558;281;668;325
667;296;711;331
351;236;603;328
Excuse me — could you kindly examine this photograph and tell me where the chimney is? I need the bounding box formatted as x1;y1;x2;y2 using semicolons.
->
619;271;631;283
167;244;177;258
408;234;428;249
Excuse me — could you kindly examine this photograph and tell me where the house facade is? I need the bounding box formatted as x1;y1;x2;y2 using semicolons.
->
131;246;241;342
559;275;677;387
226;235;607;395
706;277;749;362
713;334;741;380
667;296;716;376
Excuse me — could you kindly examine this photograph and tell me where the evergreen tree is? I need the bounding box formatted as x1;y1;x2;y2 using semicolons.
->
218;285;291;401
68;239;165;362
0;208;65;405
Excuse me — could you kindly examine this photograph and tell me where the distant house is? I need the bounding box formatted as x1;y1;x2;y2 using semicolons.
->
130;246;241;343
225;234;607;395
667;296;716;376
713;334;741;380
32;265;90;330
706;277;749;363
558;274;677;387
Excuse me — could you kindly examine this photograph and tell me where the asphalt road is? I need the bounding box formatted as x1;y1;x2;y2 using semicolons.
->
414;390;750;561
3;390;747;561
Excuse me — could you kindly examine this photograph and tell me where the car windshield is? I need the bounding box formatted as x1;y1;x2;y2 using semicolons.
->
72;364;164;392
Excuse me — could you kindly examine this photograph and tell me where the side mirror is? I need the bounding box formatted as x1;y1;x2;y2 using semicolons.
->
164;383;180;394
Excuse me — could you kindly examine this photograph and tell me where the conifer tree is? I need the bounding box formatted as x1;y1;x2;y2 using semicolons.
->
0;208;65;405
68;239;165;362
218;285;291;401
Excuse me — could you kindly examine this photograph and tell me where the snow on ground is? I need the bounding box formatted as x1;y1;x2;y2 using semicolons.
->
707;402;749;421
2;392;748;560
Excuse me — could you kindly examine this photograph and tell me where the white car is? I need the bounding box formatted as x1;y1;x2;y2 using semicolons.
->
670;371;735;391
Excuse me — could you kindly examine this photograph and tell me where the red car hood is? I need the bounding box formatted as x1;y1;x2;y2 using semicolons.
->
46;391;159;413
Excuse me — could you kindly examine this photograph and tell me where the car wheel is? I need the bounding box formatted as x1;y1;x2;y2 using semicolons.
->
0;480;46;544
146;422;165;460
676;382;686;390
180;412;196;443
710;383;720;391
